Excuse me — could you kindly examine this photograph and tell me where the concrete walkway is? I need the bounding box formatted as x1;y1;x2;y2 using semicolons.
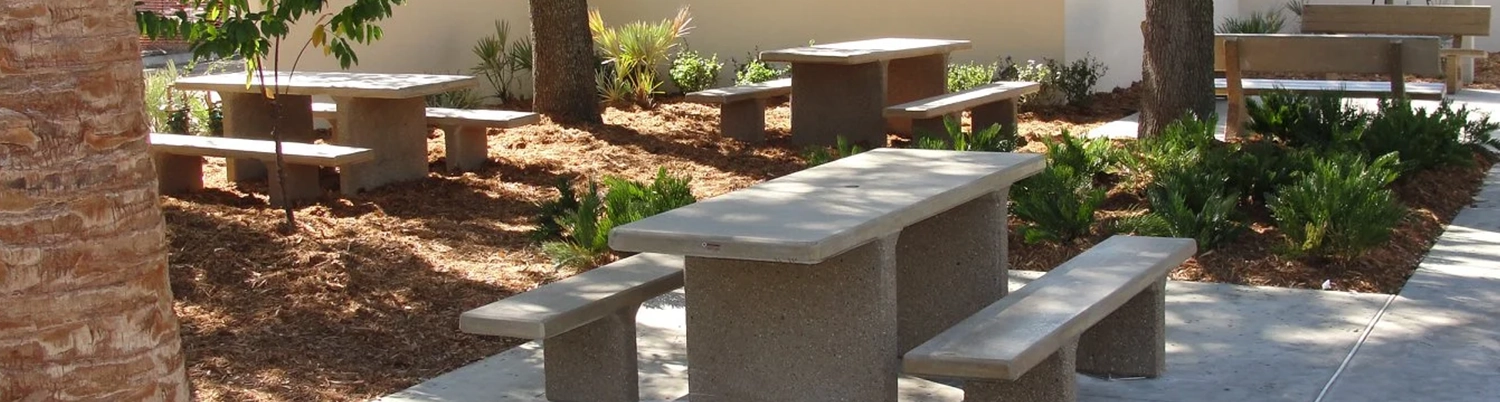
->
376;91;1500;402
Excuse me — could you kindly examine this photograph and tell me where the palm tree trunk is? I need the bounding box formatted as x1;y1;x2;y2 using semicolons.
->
530;0;603;125
0;0;191;400
1138;0;1217;138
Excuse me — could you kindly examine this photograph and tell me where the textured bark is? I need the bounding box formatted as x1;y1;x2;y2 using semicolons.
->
0;0;191;400
1138;0;1216;138
531;0;602;125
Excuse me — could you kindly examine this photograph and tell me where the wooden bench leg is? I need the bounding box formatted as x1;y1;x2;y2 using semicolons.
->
1077;278;1167;378
964;341;1078;402
971;99;1019;139
897;191;1007;353
1445;54;1462;95
719;99;767;144
266;163;322;207
544;305;640;402
153;153;204;194
909;116;947;144
444;124;489;173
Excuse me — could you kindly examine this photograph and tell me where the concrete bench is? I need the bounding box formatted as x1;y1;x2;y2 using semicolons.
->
1301;4;1491;94
883;81;1039;141
459;253;684;402
681;78;792;144
1215;33;1444;137
311;102;540;172
148;133;373;206
903;235;1196;402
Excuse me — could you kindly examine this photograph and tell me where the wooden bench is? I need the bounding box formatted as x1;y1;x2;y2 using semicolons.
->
148;133;373;206
682;78;792;144
883;81;1040;141
459;253;684;402
1215;33;1444;137
1301;4;1491;94
903;235;1195;401
311;102;540;173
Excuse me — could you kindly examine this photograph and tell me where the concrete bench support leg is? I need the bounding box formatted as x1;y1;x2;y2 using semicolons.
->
444;125;488;173
964;342;1078;402
683;235;900;402
719;99;767;144
971;99;1019;138
544;305;640;402
789;61;888;148
897;191;1008;353
1078;278;1167;378
266;163;322;208
335;96;429;193
221;93;316;183
153;154;204;194
886;54;949;135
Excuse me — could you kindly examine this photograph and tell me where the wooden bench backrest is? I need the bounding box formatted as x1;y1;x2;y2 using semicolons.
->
1301;4;1491;37
1214;34;1442;76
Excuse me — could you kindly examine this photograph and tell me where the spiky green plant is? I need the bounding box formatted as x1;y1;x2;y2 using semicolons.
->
914;117;1024;152
471;20;531;102
1012;165;1105;244
1217;9;1287;33
1267;152;1406;259
1118;170;1244;250
804;136;865;167
590;7;693;106
1042;129;1112;179
426;87;485;109
541;168;697;269
1363;98;1496;172
1244;90;1367;151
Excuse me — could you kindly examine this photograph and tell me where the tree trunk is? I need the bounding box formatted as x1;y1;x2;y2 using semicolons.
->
1138;0;1216;138
531;0;602;125
0;0;191;400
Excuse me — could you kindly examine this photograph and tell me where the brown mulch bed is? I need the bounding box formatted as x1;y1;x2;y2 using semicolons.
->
165;81;1493;400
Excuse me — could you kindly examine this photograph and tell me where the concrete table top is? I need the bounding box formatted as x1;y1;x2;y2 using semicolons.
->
760;38;972;65
608;148;1044;264
173;72;476;99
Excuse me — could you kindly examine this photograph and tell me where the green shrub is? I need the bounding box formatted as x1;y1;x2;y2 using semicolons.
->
1042;130;1112;180
804;136;865;167
530;179;582;241
1221;141;1309;204
1122;112;1220;187
1267;152;1406;259
1362;98;1492;172
669;50;723;93
144;61;217;135
947;61;997;92
1012;165;1106;244
735;57;788;85
1284;0;1306;17
472;20;531;102
1051;55;1108;106
541;168;697;269
590;7;693;107
1217;9;1286;34
999;57;1057;106
1118;171;1243;250
1244;90;1367;151
426;87;485;109
914;117;1024;152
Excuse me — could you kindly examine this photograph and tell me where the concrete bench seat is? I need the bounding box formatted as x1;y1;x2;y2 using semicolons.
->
883;81;1040;140
311;102;540;172
1212;78;1447;100
682;78;792;143
148;133;373;206
903;235;1196;402
459;253;684;402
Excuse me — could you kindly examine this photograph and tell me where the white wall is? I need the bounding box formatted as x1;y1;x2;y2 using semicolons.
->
1064;0;1145;91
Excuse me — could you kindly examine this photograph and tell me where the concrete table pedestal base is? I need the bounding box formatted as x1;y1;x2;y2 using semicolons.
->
266;163;322;207
788;62;888;148
896;191;1009;353
964;342;1079;402
220;93;316;183
1078;278;1168;378
334;96;430;194
886;54;949;135
682;235;901;402
154;154;204;194
543;306;641;402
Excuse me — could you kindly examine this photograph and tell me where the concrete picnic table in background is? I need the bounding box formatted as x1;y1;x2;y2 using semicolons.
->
609;148;1044;401
760;37;972;147
173;72;476;194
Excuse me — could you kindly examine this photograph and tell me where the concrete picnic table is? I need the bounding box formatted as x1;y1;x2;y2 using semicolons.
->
173;72;476;193
609;148;1043;401
760;37;972;147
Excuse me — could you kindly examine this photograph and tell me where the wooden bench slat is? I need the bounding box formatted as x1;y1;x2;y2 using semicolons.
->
1301;4;1491;37
1441;48;1489;58
459;253;684;339
148;133;374;166
1212;78;1446;100
902;236;1196;381
310;102;539;128
1214;34;1442;77
683;78;792;104
883;81;1040;119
